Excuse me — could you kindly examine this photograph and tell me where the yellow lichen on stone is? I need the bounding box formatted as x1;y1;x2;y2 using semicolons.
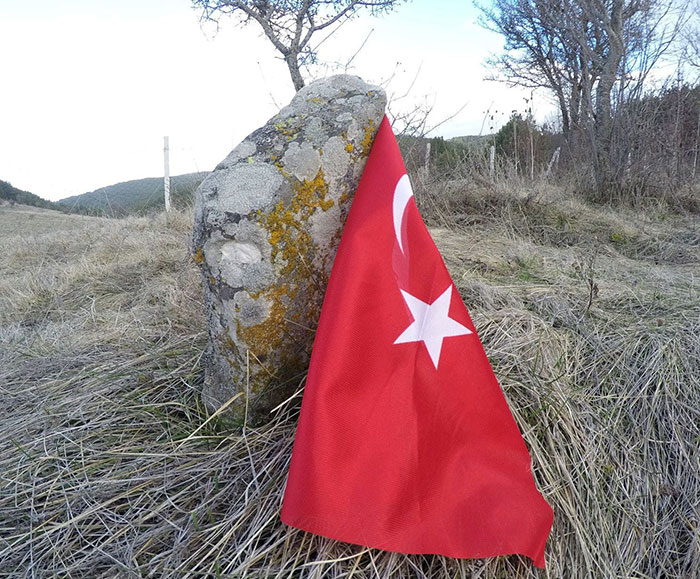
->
251;166;338;358
238;285;289;363
281;230;312;276
259;199;308;273
274;117;301;139
264;200;296;249
361;120;376;156
193;247;205;265
345;142;354;154
289;170;331;213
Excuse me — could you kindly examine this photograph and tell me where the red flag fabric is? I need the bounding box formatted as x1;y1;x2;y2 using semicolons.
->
281;117;553;567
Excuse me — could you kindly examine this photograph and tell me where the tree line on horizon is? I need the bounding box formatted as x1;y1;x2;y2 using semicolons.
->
0;180;65;212
0;174;208;217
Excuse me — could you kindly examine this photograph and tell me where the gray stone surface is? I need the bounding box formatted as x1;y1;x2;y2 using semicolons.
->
193;75;386;422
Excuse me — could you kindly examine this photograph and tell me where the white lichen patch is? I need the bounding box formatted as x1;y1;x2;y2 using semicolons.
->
346;119;362;146
303;117;328;147
220;242;261;287
202;231;225;273
230;291;271;328
321;136;351;190
309;203;341;274
282;141;322;182
221;221;272;260
221;241;261;265
207;163;284;215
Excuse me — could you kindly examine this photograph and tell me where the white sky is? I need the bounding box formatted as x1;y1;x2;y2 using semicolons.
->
0;0;543;201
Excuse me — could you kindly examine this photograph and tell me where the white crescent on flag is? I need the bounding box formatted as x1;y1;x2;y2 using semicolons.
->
392;174;413;253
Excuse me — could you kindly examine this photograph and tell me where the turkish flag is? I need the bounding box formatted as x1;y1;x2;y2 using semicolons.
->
281;117;553;567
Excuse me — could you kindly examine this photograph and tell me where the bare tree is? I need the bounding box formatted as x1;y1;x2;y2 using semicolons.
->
193;0;406;91
479;0;582;135
479;0;685;193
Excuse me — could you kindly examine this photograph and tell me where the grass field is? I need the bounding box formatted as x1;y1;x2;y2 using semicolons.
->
0;184;698;577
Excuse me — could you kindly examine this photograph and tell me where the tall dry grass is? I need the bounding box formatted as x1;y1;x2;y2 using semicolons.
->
0;190;698;578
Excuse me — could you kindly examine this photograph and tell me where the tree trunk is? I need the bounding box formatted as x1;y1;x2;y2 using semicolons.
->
556;85;570;135
593;0;624;195
569;80;580;131
286;53;305;92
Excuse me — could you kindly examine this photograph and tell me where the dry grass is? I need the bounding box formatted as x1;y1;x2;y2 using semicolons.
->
0;188;698;578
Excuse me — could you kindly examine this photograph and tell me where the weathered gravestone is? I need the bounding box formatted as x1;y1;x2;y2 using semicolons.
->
193;75;386;422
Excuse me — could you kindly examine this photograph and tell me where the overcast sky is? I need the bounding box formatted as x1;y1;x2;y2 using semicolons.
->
0;0;543;201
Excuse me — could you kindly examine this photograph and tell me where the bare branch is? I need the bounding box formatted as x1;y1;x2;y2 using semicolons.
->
192;0;406;90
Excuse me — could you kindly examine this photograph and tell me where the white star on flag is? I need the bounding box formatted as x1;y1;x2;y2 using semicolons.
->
394;285;472;369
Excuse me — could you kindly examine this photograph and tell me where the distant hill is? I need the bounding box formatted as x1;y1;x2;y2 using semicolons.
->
58;172;208;216
0;180;63;211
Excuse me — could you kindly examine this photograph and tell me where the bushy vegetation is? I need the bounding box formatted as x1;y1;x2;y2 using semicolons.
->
1;168;697;576
410;83;700;212
493;115;560;176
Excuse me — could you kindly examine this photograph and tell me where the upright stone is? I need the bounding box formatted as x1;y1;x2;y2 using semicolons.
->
193;75;386;422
